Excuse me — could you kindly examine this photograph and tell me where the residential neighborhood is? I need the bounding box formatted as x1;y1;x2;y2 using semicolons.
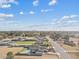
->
0;31;79;59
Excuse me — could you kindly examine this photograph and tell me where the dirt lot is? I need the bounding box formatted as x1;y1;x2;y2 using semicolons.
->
61;44;77;51
14;55;58;59
68;52;79;59
0;47;23;59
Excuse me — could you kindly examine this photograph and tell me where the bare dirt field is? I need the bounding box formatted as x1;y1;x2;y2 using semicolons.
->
62;44;77;51
68;52;79;59
0;47;23;59
14;54;58;59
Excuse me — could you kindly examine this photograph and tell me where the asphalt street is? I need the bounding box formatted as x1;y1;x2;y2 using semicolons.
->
46;36;71;59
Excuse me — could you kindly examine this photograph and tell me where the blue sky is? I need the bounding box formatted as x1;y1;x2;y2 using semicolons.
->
0;0;79;31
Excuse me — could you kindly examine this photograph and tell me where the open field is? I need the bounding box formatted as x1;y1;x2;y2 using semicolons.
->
14;55;58;59
68;52;79;59
16;41;36;45
0;47;23;59
61;44;78;52
15;40;49;46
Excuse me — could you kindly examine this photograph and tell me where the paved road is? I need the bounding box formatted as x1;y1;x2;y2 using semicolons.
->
46;36;71;59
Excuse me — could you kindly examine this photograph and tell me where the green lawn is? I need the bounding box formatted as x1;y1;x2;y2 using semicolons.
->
16;41;36;45
16;40;49;46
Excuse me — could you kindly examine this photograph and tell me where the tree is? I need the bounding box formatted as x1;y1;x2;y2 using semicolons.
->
50;32;61;41
6;52;14;59
78;41;79;50
64;35;69;42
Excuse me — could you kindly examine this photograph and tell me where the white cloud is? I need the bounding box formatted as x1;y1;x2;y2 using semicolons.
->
41;9;53;13
70;15;79;18
62;16;70;19
29;11;35;15
19;11;24;15
49;0;57;6
1;4;11;8
61;15;79;20
6;14;14;17
0;13;14;20
33;0;39;6
0;0;18;8
0;0;17;4
0;13;14;17
67;20;79;23
56;15;79;24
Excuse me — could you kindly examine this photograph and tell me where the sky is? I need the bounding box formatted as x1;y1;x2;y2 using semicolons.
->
0;0;79;31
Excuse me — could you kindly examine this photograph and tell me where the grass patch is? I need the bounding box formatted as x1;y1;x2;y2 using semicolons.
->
16;41;35;45
43;40;49;45
43;40;51;46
